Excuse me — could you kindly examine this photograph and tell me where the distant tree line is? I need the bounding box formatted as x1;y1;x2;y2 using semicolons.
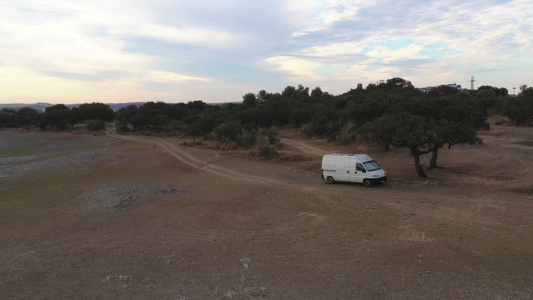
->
0;102;114;130
2;79;532;176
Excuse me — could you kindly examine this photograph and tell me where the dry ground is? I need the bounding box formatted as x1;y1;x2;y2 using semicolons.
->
0;124;532;299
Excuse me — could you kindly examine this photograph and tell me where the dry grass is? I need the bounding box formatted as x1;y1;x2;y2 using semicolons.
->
1;127;532;299
479;128;504;135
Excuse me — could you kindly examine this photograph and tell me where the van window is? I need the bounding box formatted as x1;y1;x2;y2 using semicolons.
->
363;161;380;171
356;163;365;171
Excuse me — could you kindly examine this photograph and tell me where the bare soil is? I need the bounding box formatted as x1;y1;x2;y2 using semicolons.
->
0;124;532;299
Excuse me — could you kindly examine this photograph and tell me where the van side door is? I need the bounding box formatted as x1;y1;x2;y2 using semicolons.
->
335;158;350;182
350;162;366;183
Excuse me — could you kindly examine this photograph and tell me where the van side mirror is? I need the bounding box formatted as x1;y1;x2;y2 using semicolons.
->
362;169;366;173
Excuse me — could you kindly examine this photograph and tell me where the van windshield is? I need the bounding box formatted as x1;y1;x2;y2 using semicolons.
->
363;161;381;171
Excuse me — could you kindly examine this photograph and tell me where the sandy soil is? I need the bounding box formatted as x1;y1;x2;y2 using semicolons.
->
0;125;532;299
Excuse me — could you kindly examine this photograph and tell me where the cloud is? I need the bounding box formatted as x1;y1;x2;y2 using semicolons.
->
0;0;241;102
1;0;532;103
135;24;236;44
146;71;209;83
261;0;533;94
365;43;427;64
0;2;151;75
263;56;322;77
0;1;239;72
300;41;366;57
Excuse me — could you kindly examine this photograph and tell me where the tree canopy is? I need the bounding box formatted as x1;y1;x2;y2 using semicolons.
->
357;87;485;177
6;78;528;178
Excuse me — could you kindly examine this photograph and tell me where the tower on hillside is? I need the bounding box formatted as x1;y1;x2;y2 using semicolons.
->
470;76;476;90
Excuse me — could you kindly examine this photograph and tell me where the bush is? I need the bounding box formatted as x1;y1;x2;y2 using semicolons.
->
86;119;105;131
267;126;279;136
326;121;340;136
258;126;279;145
255;136;268;146
300;123;315;137
168;120;182;131
115;120;129;132
268;134;277;145
55;120;71;130
259;146;278;158
236;129;257;147
205;132;217;141
150;114;170;132
213;123;230;142
335;131;354;145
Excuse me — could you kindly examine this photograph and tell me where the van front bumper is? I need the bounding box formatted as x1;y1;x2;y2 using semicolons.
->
372;176;387;184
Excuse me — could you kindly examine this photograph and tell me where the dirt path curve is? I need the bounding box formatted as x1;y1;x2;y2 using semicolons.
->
105;129;336;203
280;138;329;157
106;129;302;186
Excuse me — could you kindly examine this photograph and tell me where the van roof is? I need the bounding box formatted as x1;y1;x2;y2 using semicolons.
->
324;153;373;162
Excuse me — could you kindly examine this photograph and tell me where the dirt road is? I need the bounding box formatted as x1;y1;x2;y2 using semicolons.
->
1;126;532;299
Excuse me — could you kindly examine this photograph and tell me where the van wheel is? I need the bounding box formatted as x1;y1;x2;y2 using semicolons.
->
327;177;335;184
363;179;372;187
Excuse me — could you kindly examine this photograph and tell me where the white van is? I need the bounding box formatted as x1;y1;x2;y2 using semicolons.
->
321;154;387;187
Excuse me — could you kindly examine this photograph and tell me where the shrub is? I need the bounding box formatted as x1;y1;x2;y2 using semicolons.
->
345;122;357;133
168;120;182;131
267;126;279;136
55;120;71;130
326;121;340;136
86;119;105;131
150;114;170;132
255;136;268;146
213;123;230;143
268;134;277;145
115;120;129;132
336;131;354;145
236;129;257;147
259;146;278;158
258;126;279;145
205;132;217;141
300;123;315;137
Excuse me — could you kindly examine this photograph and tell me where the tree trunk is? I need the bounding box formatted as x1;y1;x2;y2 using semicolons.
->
411;148;427;177
429;147;439;170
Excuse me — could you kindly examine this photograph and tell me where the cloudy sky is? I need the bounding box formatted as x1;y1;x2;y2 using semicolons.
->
1;0;532;104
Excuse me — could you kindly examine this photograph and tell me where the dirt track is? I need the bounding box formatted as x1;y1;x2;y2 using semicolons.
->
1;126;532;299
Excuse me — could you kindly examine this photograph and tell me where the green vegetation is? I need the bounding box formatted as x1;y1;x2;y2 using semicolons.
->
86;119;106;131
259;146;279;158
0;102;115;130
3;78;532;177
503;85;533;126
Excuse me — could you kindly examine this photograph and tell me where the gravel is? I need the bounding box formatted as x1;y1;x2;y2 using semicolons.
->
82;183;186;212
